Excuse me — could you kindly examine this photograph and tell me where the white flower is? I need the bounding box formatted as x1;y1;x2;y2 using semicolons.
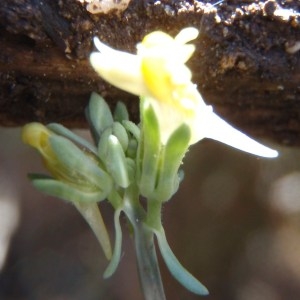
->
90;28;278;158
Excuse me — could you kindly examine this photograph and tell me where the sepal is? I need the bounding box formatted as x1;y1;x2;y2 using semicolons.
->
153;124;190;202
138;104;190;202
137;102;161;197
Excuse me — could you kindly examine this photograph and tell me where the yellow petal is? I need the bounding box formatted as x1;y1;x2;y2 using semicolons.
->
22;123;51;153
22;122;59;170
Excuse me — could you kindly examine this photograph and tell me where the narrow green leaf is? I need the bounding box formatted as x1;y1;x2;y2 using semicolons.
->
122;120;140;141
114;101;129;122
74;201;112;260
155;229;209;296
31;177;106;202
98;127;113;162
126;157;136;183
126;138;138;159
103;208;123;278
28;173;52;181
47;123;97;154
112;122;129;152
106;135;130;188
86;92;114;143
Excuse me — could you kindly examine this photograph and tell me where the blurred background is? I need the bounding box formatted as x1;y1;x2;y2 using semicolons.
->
0;127;300;300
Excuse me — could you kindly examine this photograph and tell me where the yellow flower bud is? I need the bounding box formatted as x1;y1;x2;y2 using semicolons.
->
22;122;58;171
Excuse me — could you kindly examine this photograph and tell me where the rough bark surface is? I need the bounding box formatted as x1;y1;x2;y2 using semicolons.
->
0;0;299;145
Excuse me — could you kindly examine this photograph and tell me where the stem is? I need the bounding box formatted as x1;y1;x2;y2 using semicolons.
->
133;221;166;300
146;199;163;230
123;187;166;300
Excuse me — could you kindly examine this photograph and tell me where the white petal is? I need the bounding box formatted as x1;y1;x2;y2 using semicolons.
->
176;44;196;63
175;27;199;44
90;38;148;96
203;112;278;158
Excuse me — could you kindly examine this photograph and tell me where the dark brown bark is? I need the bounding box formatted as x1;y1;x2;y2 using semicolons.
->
0;0;299;146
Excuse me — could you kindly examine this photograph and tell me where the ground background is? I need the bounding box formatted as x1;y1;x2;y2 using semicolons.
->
1;0;299;145
0;1;300;299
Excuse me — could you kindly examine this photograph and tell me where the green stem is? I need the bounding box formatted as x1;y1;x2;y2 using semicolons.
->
123;188;166;300
133;221;166;300
146;199;163;230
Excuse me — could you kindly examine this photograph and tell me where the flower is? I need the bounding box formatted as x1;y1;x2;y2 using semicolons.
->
90;28;278;157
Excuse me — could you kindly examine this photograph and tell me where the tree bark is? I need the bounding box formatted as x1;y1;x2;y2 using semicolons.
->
0;0;299;146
